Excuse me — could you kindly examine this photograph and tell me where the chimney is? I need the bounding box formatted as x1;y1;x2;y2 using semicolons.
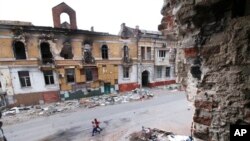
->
91;26;94;31
121;23;126;28
136;25;139;29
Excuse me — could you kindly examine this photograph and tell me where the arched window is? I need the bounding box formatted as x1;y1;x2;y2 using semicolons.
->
101;45;108;59
13;41;26;59
60;41;73;59
60;12;70;23
123;45;129;58
40;42;53;64
60;12;71;29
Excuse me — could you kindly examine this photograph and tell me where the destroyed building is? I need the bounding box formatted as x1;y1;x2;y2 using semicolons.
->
159;0;250;140
0;2;176;106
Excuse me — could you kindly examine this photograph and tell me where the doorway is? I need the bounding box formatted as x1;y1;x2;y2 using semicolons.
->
104;83;111;94
142;71;149;87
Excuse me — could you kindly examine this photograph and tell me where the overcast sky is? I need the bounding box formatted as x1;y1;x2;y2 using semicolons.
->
0;0;163;35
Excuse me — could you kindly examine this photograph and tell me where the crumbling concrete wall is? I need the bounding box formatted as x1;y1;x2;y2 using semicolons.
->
159;0;250;140
0;67;14;96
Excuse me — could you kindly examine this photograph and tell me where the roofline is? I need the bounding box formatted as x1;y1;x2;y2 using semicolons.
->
0;24;118;36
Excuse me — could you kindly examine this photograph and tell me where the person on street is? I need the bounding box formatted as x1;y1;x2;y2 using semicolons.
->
94;118;102;132
92;121;99;136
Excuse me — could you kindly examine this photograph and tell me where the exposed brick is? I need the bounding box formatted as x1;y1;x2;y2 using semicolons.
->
193;130;209;140
195;100;218;111
183;47;198;58
119;83;139;92
52;2;77;29
148;80;176;88
42;91;60;103
201;45;220;58
193;116;212;126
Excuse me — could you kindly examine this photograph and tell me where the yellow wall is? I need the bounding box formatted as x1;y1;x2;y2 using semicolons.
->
0;27;142;93
72;40;82;58
27;37;40;58
57;68;72;91
98;64;118;84
75;68;86;83
0;38;13;58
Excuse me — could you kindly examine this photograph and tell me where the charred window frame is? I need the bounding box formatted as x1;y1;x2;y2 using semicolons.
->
65;69;75;83
166;67;171;77
60;41;73;59
43;70;55;85
40;42;53;64
18;71;31;87
83;40;94;64
123;67;130;78
101;45;108;59
13;41;26;60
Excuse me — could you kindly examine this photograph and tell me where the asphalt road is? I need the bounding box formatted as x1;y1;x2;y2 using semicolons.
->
3;90;193;141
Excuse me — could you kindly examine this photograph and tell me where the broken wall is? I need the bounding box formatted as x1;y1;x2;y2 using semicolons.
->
159;0;250;140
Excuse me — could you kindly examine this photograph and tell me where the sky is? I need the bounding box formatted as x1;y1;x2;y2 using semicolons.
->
0;0;163;35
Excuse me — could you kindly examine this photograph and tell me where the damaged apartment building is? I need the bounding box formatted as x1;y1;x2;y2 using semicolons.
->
159;0;250;140
0;2;176;106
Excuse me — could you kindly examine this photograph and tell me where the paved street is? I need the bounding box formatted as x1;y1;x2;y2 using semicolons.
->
3;90;194;141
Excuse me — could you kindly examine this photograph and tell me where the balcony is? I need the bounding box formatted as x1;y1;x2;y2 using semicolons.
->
122;57;133;67
40;58;54;65
82;51;95;65
55;59;81;66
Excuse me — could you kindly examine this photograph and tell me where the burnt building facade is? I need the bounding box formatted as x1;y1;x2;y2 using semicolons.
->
0;2;176;106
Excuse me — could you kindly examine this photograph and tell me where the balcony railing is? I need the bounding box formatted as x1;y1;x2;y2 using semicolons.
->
40;58;54;65
122;57;133;67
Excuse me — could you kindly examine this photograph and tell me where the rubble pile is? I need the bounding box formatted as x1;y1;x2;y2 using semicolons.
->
129;127;192;141
80;88;154;108
2;100;80;125
2;89;154;125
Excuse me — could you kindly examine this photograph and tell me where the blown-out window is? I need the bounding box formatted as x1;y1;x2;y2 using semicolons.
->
60;42;73;59
13;41;26;60
40;42;53;64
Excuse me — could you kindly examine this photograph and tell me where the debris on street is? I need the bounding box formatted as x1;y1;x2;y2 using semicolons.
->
129;127;193;141
2;88;157;125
